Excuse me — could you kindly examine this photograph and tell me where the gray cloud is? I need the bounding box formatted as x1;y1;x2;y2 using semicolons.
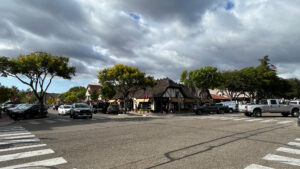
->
1;0;300;88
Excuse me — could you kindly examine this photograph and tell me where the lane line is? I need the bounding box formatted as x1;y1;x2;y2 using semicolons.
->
0;138;40;145
0;132;31;137
0;148;54;162
56;119;71;122
263;154;300;166
277;121;292;124
0;129;27;132
44;120;56;124
0;144;47;152
246;119;263;122
261;119;277;123
244;164;274;169
27;121;41;125
277;147;300;155
233;118;249;121
0;157;67;169
288;142;300;147
2;135;35;139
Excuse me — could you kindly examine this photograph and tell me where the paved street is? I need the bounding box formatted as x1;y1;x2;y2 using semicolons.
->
0;111;300;169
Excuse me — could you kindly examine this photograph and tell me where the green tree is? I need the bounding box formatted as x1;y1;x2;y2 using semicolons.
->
285;78;300;99
180;66;221;90
89;90;99;102
100;82;116;100
64;94;78;103
0;84;13;103
68;86;86;101
0;52;76;112
98;64;155;113
46;97;57;105
219;70;243;100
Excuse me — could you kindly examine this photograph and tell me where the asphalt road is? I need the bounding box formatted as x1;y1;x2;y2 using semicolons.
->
0;110;299;169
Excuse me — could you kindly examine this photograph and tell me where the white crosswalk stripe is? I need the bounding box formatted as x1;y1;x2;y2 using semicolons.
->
0;144;47;152
296;138;300;142
0;125;68;168
277;120;292;124
244;164;274;169
261;119;277;123
0;157;67;169
277;147;300;155
263;154;300;166
246;119;263;122
288;142;300;147
1;134;35;140
0;149;54;162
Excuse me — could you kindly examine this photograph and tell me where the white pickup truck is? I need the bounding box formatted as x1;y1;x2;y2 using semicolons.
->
239;99;300;117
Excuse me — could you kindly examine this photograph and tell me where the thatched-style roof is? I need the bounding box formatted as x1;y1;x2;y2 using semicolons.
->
112;78;211;100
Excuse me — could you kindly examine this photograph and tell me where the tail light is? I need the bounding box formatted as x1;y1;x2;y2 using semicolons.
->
245;106;247;109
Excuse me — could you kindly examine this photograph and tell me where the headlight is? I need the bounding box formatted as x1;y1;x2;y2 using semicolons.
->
75;109;80;112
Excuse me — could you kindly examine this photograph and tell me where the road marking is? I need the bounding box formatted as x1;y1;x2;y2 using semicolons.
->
0;157;67;169
219;117;234;120
2;134;35;139
246;119;263;122
277;121;292;124
57;119;71;122
295;138;300;142
0;138;40;145
261;119;277;123
0;148;54;162
233;118;249;121
0;129;26;132
288;142;300;147
0;132;31;137
263;154;300;166
0;144;47;152
277;147;300;155
27;121;41;125
44;120;56;123
244;164;274;169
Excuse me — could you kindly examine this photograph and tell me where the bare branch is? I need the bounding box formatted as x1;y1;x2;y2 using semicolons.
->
44;75;55;94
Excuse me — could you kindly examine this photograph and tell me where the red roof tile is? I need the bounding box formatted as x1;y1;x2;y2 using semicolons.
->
211;94;229;100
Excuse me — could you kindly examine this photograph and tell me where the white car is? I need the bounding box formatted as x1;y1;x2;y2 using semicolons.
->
58;105;72;115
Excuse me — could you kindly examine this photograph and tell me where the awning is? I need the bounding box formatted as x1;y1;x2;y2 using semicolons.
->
136;99;150;102
108;99;123;103
184;98;197;103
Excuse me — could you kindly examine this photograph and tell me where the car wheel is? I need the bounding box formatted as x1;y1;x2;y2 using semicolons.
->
24;113;31;119
281;112;289;117
229;109;233;113
291;109;299;117
253;109;262;117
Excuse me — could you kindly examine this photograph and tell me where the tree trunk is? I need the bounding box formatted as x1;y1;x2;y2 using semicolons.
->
123;93;126;114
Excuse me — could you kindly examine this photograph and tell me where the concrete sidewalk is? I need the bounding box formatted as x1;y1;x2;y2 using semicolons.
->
0;111;15;126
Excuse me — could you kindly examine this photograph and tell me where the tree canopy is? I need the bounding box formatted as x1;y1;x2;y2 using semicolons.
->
0;52;76;110
0;83;13;103
98;64;155;112
180;66;221;90
58;86;86;103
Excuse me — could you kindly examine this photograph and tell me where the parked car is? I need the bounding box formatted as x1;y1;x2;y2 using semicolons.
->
58;105;72;115
69;103;93;119
194;103;229;115
241;99;300;117
2;104;17;112
7;104;28;115
107;104;120;114
9;104;48;120
298;114;300;127
220;101;237;112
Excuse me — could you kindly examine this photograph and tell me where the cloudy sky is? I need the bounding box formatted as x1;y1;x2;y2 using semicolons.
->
1;0;300;93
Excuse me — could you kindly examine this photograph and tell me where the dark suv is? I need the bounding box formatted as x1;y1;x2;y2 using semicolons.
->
9;104;48;120
70;103;93;119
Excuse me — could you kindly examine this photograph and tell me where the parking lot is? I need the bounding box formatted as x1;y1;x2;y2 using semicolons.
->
0;111;300;169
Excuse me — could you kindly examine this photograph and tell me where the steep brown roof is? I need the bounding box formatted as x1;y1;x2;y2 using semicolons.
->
211;94;229;100
87;84;101;92
112;78;211;100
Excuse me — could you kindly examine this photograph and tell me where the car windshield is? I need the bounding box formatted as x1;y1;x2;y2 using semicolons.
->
19;104;33;110
75;104;89;108
64;105;71;108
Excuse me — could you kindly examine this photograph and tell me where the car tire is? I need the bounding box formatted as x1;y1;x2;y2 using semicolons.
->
253;109;262;117
291;109;299;117
281;113;289;117
229;109;233;113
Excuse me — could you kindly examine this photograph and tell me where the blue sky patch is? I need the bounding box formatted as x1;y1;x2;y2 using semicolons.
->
129;13;140;20
226;1;234;10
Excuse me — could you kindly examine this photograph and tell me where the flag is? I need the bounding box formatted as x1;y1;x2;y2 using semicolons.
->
270;64;277;70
